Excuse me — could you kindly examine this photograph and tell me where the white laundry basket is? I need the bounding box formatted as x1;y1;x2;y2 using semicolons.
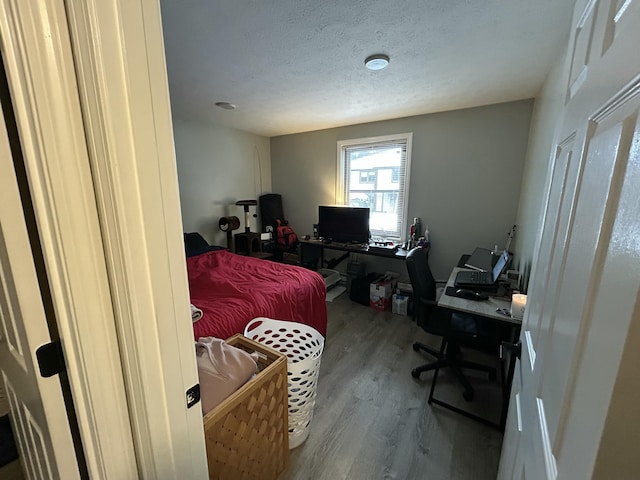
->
244;317;324;449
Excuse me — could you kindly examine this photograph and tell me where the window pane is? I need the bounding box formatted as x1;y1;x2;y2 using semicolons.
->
339;134;411;240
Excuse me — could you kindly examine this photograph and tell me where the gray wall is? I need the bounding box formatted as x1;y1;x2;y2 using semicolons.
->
173;118;271;247
512;51;568;291
271;100;534;280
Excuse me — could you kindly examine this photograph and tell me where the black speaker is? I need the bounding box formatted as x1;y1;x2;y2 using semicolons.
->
259;193;285;233
346;262;365;292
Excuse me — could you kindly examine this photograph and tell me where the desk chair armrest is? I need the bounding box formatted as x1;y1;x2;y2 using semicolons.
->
418;297;466;321
417;296;439;308
416;297;460;321
434;280;447;302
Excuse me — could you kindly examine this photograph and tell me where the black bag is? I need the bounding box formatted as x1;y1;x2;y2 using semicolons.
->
260;193;298;250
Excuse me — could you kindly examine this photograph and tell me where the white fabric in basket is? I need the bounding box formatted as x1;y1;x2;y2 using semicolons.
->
196;337;257;414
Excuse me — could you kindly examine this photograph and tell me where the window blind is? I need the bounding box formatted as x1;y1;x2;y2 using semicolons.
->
339;134;411;240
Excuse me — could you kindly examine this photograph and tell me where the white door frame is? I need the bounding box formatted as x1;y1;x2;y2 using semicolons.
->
1;0;208;477
0;0;138;477
0;54;80;480
63;0;208;477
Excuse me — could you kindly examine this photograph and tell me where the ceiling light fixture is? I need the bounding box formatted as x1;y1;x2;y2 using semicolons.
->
364;54;390;71
215;102;236;110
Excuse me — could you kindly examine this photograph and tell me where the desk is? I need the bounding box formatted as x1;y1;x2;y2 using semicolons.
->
439;267;519;325
298;239;408;270
436;266;522;430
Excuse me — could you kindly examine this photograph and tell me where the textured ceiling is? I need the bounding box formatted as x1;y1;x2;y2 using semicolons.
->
160;0;576;137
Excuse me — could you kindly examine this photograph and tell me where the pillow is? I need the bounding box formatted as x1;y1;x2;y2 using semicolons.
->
184;232;225;257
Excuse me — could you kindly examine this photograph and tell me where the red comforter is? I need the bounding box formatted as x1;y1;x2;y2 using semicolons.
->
187;250;327;340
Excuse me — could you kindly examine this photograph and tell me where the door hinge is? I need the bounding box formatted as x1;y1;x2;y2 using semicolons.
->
36;340;65;378
186;384;200;409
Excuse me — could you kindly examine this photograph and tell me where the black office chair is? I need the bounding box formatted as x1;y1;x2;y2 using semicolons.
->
406;247;500;409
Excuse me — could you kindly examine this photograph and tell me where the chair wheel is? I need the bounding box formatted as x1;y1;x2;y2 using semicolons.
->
463;390;474;402
411;369;421;378
412;343;420;352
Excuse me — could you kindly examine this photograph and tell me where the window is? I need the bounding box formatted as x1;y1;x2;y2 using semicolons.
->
359;170;377;184
337;133;412;240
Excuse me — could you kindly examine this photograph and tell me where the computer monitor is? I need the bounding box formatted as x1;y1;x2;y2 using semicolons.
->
318;206;370;243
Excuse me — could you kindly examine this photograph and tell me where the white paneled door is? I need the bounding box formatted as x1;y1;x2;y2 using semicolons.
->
0;80;79;478
498;0;640;478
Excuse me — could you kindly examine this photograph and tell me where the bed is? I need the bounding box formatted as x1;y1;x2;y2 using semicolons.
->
185;233;327;340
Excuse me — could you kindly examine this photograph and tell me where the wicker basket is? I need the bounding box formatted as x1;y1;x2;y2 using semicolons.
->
202;334;289;479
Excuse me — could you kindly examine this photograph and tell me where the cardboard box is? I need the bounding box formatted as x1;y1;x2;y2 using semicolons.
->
369;273;399;311
392;294;409;315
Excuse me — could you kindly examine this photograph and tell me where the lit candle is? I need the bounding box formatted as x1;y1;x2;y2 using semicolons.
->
511;294;527;320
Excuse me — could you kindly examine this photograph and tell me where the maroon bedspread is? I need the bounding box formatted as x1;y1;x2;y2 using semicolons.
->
187;250;327;340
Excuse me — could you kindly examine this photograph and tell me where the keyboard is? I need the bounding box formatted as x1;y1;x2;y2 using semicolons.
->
470;271;491;283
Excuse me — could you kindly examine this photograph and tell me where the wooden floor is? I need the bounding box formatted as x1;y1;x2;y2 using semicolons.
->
0;460;23;480
2;292;504;480
280;292;504;480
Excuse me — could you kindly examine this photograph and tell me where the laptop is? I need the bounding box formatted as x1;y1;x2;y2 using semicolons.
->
455;249;510;288
463;247;495;272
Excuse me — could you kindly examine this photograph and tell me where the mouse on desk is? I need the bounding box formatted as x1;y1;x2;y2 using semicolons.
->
455;288;488;301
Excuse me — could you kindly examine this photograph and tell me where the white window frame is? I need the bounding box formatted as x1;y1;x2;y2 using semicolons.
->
337;133;412;241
